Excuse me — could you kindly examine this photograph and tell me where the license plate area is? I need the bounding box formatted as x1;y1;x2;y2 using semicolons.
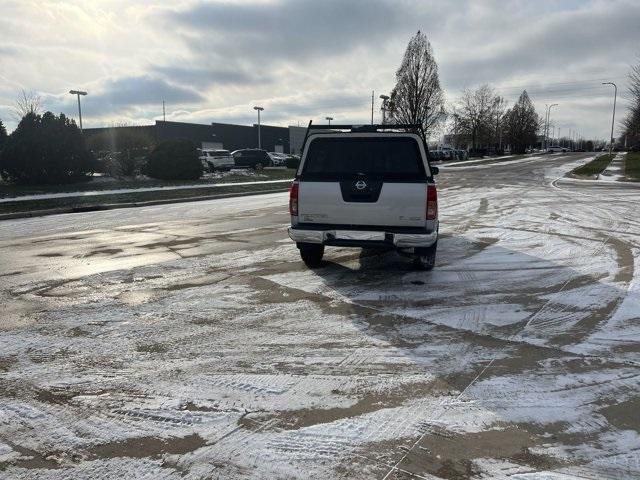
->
334;230;385;241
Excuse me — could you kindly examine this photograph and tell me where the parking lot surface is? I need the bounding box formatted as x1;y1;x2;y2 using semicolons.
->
1;153;640;479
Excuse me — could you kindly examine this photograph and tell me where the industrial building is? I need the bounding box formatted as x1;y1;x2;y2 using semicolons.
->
84;121;308;154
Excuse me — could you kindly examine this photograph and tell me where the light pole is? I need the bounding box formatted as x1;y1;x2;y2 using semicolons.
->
253;106;264;149
602;82;617;156
69;90;87;132
545;104;558;151
379;94;390;124
325;116;333;126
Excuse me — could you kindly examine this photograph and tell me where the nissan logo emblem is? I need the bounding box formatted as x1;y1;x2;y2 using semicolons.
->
355;180;367;190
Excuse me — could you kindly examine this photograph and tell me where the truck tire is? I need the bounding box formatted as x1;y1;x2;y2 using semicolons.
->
413;242;437;271
298;243;324;268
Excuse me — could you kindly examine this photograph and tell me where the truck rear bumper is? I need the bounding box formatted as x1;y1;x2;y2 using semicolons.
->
288;227;437;249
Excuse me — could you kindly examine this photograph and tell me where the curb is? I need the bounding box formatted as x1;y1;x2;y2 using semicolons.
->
0;187;290;222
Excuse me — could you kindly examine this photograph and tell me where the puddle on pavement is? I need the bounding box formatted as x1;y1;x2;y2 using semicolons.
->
87;433;206;459
599;396;640;432
240;379;451;432
136;342;168;354
356;427;563;479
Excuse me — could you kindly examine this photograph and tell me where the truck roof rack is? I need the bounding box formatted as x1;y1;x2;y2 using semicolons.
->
301;121;427;154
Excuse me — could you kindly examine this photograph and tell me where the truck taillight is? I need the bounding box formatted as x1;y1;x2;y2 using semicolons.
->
426;184;438;220
289;181;299;216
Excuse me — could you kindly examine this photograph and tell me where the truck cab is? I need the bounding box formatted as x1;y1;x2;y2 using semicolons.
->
288;124;439;270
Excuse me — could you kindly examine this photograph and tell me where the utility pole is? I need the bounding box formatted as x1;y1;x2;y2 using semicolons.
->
325;116;333;126
253;106;264;149
544;104;550;150
371;91;374;125
558;127;561;147
569;129;572;150
496;110;500;153
602;82;617;156
546;104;558;151
69;90;87;132
162;100;166;122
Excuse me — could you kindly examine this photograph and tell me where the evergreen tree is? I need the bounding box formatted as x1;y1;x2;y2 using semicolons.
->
503;91;540;154
0;112;94;184
388;31;445;136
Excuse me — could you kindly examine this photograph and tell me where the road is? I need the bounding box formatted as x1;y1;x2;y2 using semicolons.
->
1;153;639;479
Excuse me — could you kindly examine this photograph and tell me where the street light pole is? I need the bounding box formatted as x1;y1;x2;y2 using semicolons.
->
546;104;558;151
602;82;617;156
69;90;87;132
371;91;374;125
379;94;390;124
325;116;333;126
544;104;550;150
253;106;264;149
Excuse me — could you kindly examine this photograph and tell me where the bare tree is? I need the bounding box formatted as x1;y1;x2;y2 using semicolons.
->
13;89;42;120
622;59;640;149
388;31;445;137
456;85;502;152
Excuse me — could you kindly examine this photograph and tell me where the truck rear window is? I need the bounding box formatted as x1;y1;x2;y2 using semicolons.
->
301;137;427;181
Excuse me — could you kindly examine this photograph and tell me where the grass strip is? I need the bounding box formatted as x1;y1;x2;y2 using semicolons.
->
0;183;289;217
0;168;296;199
625;152;640;181
572;154;614;177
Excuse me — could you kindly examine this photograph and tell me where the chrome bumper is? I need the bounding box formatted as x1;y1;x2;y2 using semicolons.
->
288;227;437;248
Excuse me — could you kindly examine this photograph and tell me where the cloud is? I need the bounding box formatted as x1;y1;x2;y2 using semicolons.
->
91;75;204;108
152;65;273;88
40;75;205;119
1;0;639;138
163;0;417;63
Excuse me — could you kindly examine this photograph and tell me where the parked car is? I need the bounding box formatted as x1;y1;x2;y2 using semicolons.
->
547;146;568;153
231;149;272;169
455;149;468;161
288;124;439;270
199;149;235;171
440;146;455;160
268;152;289;166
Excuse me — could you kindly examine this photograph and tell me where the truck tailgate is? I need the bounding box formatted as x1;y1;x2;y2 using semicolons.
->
298;181;426;228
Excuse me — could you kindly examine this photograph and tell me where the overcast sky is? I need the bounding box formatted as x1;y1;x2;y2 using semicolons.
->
1;0;638;140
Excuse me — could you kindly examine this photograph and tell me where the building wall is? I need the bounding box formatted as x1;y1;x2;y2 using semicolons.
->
289;126;307;155
156;121;216;146
85;120;293;154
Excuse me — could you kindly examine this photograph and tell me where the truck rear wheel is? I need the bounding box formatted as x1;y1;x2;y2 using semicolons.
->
298;243;324;268
413;242;437;271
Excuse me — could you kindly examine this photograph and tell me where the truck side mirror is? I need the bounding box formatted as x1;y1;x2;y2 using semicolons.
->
431;166;439;176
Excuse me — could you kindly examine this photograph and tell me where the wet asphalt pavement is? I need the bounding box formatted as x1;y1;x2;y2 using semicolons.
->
1;152;640;479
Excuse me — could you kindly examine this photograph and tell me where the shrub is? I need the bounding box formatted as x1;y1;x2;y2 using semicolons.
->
0;120;7;153
146;138;202;180
86;127;154;177
285;155;301;169
0;112;94;184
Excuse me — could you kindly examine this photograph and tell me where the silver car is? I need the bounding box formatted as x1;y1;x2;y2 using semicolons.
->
199;149;235;171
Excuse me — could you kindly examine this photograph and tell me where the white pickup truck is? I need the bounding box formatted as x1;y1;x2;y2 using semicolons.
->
288;124;439;270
